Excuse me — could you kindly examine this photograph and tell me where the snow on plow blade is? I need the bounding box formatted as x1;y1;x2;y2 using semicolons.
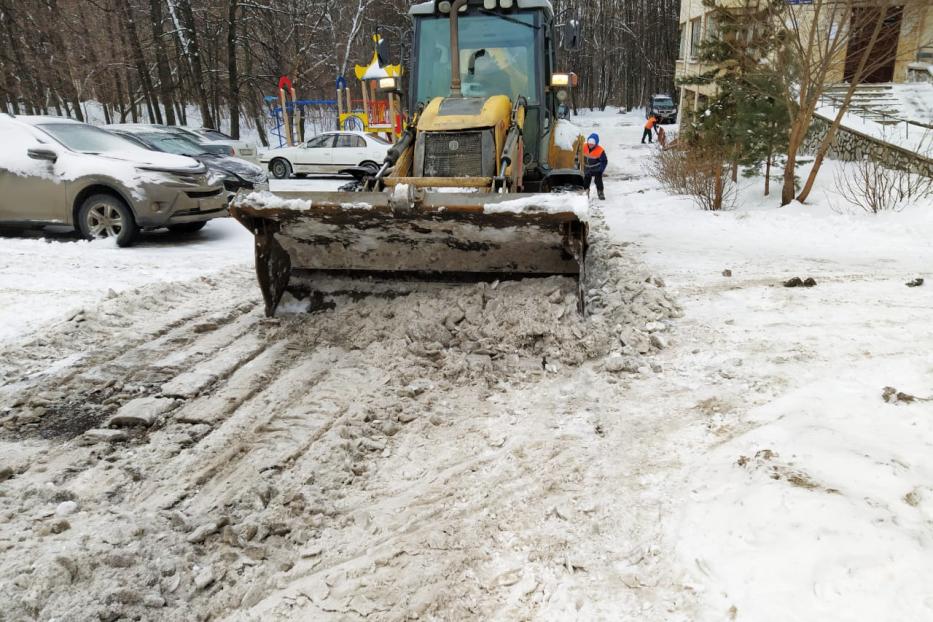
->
229;188;588;316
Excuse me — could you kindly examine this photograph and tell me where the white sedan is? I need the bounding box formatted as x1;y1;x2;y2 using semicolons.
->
261;131;391;179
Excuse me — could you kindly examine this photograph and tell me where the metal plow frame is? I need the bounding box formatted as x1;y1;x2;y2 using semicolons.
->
230;190;588;316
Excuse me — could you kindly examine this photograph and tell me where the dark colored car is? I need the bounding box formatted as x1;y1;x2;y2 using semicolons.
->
648;94;678;124
106;126;268;195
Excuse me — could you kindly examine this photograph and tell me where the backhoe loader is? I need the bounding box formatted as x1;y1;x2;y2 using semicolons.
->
231;0;589;315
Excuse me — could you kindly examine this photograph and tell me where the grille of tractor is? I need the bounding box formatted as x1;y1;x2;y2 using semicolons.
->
423;131;484;177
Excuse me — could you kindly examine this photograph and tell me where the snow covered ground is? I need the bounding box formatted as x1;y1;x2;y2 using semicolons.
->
592;108;933;621
1;108;932;621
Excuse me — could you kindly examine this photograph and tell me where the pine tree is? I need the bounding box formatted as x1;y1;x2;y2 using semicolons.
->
677;0;791;199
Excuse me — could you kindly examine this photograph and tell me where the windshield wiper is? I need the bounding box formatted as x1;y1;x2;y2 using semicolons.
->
478;9;540;30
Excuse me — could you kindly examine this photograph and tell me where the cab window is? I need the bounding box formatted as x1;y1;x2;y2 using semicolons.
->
415;12;538;104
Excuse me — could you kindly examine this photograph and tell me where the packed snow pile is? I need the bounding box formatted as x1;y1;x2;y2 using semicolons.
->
276;213;681;373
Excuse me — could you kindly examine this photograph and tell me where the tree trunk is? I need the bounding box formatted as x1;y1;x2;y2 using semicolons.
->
43;0;84;121
226;0;241;138
119;0;162;124
1;2;36;113
714;169;724;211
150;0;177;125
796;5;890;204
173;0;214;127
764;153;772;196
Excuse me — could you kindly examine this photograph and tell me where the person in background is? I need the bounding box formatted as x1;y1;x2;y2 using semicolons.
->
583;133;608;201
642;114;657;144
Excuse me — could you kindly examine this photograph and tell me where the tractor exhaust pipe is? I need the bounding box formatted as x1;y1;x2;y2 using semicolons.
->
449;0;469;97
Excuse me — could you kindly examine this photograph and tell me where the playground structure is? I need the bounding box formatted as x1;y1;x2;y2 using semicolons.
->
265;75;338;149
336;35;405;142
264;36;405;148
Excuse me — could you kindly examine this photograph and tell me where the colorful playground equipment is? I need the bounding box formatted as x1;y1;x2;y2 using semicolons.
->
264;36;405;148
265;76;337;149
336;35;405;141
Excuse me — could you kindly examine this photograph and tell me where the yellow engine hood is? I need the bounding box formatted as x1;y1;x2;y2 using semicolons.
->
418;95;513;132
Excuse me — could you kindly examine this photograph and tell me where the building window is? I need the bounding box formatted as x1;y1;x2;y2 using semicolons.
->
706;15;718;41
690;18;702;60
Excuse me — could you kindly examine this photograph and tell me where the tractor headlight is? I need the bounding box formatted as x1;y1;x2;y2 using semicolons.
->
551;73;578;88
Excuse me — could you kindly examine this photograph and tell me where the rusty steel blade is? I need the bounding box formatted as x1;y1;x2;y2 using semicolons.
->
230;190;588;316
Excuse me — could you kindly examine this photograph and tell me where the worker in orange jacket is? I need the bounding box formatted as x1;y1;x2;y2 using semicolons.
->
642;115;657;144
583;133;608;201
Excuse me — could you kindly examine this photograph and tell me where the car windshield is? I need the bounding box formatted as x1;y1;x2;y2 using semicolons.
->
654;98;674;107
415;12;539;104
368;134;391;145
38;123;141;153
138;133;207;156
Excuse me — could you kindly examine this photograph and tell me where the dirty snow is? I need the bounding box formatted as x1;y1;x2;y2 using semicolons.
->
484;192;590;218
1;107;933;621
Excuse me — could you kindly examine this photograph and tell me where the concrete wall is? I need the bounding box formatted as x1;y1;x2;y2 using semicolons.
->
803;114;933;178
895;4;932;83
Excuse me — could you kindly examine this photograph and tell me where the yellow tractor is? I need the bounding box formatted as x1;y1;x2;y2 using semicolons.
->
232;0;588;315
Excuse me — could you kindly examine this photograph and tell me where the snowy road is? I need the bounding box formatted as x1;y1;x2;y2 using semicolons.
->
2;111;933;621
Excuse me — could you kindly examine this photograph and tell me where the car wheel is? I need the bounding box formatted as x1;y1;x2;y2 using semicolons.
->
359;160;379;169
168;222;207;233
270;158;292;179
78;194;139;247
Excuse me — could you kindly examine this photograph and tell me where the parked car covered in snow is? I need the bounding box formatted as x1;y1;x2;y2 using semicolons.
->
172;127;258;163
0;115;227;246
106;125;268;197
108;124;259;163
260;131;391;179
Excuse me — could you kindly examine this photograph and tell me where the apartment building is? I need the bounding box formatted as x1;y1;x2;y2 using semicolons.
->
674;0;933;119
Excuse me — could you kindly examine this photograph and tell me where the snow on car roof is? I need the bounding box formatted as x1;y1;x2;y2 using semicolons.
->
8;115;84;126
106;123;182;134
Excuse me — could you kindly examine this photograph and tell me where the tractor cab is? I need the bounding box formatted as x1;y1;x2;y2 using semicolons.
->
409;0;579;177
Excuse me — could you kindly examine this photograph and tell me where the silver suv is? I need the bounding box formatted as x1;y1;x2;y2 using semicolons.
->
0;115;227;246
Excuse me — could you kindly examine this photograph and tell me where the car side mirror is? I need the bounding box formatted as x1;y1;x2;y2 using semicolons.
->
27;147;58;163
562;17;583;52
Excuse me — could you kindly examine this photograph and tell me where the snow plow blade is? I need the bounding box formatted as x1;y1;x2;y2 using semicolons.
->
229;188;588;316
